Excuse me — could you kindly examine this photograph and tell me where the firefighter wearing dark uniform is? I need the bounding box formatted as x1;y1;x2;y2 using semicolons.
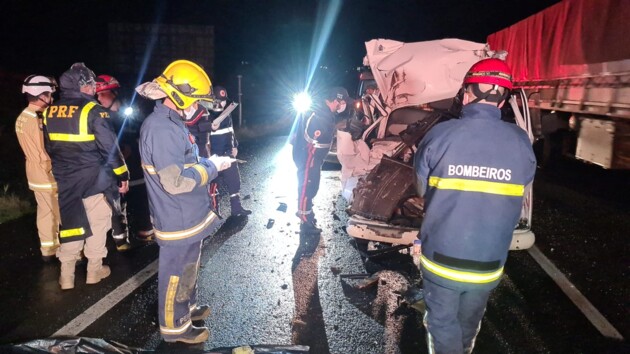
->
139;60;233;344
95;74;131;250
208;86;251;217
96;74;155;245
186;99;212;158
291;87;348;234
414;58;536;354
44;63;130;290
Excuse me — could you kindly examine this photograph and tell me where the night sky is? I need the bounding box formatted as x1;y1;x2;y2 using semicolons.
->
0;0;560;121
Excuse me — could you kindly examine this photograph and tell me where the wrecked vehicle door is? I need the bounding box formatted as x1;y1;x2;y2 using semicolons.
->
337;38;535;250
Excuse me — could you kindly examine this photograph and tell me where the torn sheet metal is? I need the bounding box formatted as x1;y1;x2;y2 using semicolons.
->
364;38;489;111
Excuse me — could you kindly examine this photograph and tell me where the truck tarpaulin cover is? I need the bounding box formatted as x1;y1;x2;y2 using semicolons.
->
487;0;630;82
363;39;488;111
0;337;309;354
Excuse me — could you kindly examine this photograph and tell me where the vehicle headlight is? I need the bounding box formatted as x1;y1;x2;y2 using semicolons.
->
292;92;312;113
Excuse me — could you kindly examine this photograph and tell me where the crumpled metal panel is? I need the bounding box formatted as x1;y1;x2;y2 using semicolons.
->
349;156;415;221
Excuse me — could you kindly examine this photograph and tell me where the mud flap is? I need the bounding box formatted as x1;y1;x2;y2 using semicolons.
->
349;156;415;221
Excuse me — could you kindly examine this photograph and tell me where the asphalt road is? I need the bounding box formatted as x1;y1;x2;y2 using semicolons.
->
0;136;628;353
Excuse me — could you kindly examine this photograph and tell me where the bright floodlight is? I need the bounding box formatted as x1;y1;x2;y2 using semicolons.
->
123;106;134;117
292;92;312;113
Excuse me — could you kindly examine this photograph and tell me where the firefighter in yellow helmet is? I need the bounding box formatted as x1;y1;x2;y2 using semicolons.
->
139;60;233;344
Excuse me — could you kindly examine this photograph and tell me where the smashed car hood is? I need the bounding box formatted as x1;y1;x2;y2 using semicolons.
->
364;38;489;111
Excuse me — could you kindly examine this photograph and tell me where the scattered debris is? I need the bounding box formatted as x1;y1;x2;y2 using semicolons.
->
332;213;341;221
330;266;342;275
277;202;288;212
243;195;251;200
266;219;275;229
281;284;288;290
356;274;380;290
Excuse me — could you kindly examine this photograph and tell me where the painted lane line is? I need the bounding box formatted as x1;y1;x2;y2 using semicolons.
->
53;260;159;337
527;245;624;340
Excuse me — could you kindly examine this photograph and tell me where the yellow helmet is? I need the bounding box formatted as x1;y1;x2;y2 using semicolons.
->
155;60;213;109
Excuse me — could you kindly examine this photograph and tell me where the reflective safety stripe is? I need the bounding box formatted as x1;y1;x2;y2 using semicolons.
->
420;255;503;284
22;109;36;117
28;181;57;190
48;102;96;142
113;164;128;176
40;241;56;247
296;209;313;215
303;131;331;148
142;164;157;174
143;163;196;175
428;176;524;197
210;126;234;135
192;164;208;185
160;321;191;335
60;227;86;238
154;212;218;241
165;275;179;329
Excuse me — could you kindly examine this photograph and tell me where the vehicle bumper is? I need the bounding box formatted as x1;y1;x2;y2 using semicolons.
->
347;215;536;250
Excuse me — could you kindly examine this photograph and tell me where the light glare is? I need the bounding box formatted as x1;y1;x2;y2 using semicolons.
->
292;92;312;113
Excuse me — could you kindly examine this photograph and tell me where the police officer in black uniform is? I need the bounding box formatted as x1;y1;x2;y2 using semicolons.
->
207;86;251;217
291;87;349;234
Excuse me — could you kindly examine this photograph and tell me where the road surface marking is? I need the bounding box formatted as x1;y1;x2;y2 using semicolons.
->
528;245;624;340
53;260;158;337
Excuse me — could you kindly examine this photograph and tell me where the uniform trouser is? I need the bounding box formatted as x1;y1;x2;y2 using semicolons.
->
57;194;112;262
210;162;241;210
126;184;153;234
33;189;60;256
193;132;210;158
423;278;491;354
158;240;202;339
110;193;128;238
295;147;325;223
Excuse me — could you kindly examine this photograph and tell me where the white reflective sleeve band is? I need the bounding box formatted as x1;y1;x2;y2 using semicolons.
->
211;127;234;135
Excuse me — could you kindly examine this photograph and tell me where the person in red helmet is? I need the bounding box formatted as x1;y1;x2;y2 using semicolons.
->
94;74;131;250
414;58;536;353
96;74;155;246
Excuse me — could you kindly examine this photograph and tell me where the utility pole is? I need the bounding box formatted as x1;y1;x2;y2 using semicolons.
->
237;75;243;127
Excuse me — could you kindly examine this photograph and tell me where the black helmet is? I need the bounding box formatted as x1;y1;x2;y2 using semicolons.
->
213;86;228;101
60;62;96;91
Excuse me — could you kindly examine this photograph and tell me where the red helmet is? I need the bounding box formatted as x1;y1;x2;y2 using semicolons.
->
95;74;121;93
463;58;513;90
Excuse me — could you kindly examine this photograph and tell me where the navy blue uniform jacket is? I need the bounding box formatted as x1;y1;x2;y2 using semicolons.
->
414;103;536;291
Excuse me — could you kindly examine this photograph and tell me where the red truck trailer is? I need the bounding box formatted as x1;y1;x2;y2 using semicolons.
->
488;0;630;169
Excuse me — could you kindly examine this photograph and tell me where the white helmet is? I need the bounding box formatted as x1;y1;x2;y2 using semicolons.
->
22;75;57;96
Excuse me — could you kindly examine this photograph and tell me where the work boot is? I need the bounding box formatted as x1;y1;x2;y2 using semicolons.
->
59;260;76;290
86;259;111;284
230;201;252;218
136;229;155;242
190;305;211;321
164;325;210;344
300;220;322;234
113;231;131;252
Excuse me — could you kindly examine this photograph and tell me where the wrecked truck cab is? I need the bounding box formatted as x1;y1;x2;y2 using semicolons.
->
338;38;535;251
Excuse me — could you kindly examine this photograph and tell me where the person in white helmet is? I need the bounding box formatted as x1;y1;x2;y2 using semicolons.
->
16;75;61;261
